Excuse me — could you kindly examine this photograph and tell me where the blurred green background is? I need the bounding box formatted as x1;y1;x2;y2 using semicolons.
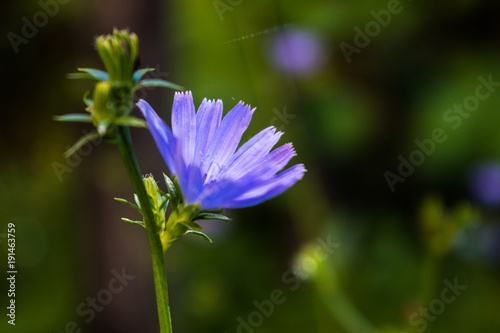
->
1;0;500;332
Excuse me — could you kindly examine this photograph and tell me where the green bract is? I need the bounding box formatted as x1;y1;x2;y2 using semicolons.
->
116;174;231;252
55;29;183;156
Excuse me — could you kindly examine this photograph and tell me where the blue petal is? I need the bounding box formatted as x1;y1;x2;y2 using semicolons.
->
194;98;222;166
219;127;283;181
183;164;204;205
194;180;232;210
249;143;297;179
195;177;250;210
137;99;177;175
172;132;190;194
197;143;298;209
201;102;254;183
172;91;196;166
225;164;307;208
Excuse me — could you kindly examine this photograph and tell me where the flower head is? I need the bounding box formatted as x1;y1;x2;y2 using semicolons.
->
137;91;306;210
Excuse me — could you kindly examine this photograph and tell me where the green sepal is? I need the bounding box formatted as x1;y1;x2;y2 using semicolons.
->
114;197;142;213
185;230;213;243
164;174;180;209
159;198;169;211
134;193;141;208
134;79;184;91
53;114;93;123
180;221;202;231
172;176;184;204
67;68;110;81
133;68;155;83
121;218;145;228
194;213;231;221
64;131;102;158
114;116;147;128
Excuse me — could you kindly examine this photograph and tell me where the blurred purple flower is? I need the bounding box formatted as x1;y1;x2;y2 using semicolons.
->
137;91;306;210
267;27;326;76
469;162;500;206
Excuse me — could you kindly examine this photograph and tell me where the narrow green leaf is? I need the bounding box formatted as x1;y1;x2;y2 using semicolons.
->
134;79;184;91
53;114;93;123
79;68;109;81
67;73;98;80
185;230;213;243
114;116;147;128
134;193;141;208
133;68;155;83
194;213;232;221
64;131;101;158
180;221;202;231
114;197;142;213
67;68;109;81
121;218;145;228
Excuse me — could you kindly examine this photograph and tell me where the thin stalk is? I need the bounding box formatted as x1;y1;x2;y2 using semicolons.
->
116;125;172;333
314;265;377;333
318;288;377;333
419;251;440;303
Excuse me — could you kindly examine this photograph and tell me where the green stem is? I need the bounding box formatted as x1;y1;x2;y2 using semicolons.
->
116;126;173;333
315;265;377;333
320;290;376;333
419;251;440;303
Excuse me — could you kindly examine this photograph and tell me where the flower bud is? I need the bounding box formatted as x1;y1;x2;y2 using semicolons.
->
95;29;138;84
143;175;170;232
144;175;164;212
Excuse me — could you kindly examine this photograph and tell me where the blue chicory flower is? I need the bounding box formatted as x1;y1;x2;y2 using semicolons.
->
137;91;306;210
267;27;326;76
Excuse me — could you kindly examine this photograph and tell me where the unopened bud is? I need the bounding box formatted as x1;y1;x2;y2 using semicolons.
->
96;29;138;84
